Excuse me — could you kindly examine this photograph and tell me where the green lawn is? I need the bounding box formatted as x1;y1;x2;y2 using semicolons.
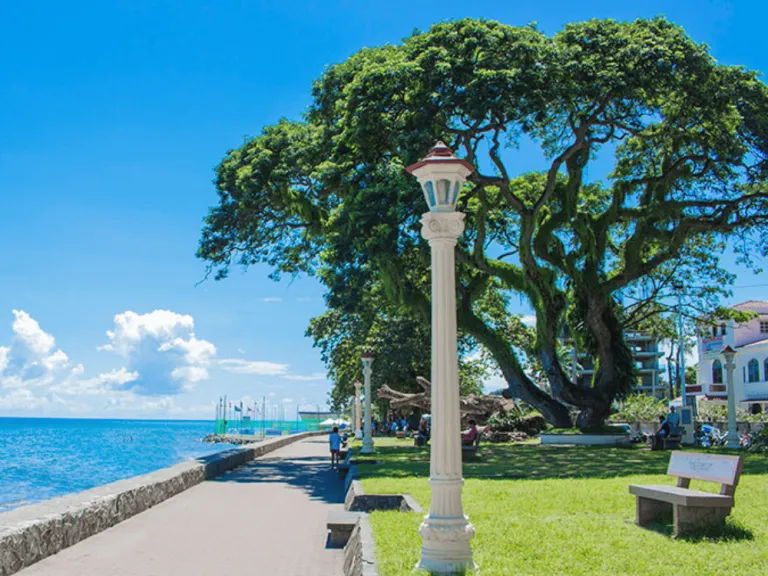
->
353;440;768;576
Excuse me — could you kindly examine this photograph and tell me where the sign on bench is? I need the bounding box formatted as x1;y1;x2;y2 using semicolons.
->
629;451;743;537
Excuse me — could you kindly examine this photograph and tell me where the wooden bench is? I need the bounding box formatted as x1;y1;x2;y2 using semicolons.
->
629;451;743;537
326;510;363;547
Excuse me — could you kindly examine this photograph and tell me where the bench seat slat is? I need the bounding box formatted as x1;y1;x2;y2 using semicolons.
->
629;484;734;508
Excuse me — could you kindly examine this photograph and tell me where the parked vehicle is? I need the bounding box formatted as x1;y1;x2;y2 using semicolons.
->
695;424;727;448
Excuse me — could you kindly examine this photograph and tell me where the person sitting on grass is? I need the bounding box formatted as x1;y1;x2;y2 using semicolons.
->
462;419;479;446
415;418;430;447
329;426;342;468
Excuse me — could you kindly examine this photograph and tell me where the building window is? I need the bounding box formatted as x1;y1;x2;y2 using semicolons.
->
720;325;726;336
748;359;760;383
712;360;723;384
765;358;768;381
761;321;768;334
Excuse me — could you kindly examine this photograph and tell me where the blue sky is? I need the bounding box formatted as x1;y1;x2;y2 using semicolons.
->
0;0;766;418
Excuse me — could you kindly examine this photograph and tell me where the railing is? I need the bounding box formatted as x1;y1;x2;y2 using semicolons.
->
213;419;323;436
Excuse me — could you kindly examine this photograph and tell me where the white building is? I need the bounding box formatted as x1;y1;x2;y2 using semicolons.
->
693;300;768;413
575;332;666;397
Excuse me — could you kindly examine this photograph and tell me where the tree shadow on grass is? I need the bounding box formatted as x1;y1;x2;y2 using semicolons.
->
361;444;768;482
641;519;755;542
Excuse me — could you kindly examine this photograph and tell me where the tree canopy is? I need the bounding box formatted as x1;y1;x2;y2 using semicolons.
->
198;17;768;427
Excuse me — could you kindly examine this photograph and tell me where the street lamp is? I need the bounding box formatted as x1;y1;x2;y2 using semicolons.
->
361;352;375;455
354;380;363;439
407;141;475;574
722;346;740;448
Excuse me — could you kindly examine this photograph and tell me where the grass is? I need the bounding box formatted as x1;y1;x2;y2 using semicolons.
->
353;439;768;576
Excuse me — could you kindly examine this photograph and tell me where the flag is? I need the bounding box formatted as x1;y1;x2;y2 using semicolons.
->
234;405;242;412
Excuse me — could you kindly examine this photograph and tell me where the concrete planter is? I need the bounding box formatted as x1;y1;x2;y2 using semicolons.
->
540;433;630;446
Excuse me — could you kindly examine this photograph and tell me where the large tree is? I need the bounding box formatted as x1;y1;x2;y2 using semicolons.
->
307;284;489;411
198;18;768;427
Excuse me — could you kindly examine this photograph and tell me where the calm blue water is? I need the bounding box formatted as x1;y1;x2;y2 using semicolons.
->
0;418;234;513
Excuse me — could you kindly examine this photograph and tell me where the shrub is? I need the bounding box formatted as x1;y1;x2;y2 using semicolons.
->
487;410;548;435
609;394;669;423
747;426;768;454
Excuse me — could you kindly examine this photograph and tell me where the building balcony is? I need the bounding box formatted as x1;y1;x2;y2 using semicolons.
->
633;350;664;358
742;382;768;403
581;367;663;375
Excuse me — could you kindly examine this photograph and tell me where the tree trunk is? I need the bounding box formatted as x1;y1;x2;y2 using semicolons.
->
459;305;573;428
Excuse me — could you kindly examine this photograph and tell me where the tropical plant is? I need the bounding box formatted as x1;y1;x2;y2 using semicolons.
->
610;394;670;423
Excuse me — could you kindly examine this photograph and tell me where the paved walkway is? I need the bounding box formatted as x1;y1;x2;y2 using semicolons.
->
19;437;345;576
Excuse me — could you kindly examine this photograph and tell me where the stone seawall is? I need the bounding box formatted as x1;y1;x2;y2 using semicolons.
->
343;514;379;576
0;431;324;576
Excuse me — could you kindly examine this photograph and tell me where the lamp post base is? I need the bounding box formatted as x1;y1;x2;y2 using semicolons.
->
725;431;741;449
417;516;475;574
361;438;375;454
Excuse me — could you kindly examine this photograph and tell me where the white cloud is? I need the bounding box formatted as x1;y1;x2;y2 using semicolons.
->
520;314;536;327
0;311;70;386
218;358;289;376
51;367;139;397
0;389;43;409
280;372;326;381
0;346;9;372
11;310;55;356
282;397;294;403
158;336;216;365
42;349;69;371
262;297;283;303
99;310;216;395
171;366;209;382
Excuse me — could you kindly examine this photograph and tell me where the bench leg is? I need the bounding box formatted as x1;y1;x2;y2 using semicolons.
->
673;505;730;537
636;497;671;526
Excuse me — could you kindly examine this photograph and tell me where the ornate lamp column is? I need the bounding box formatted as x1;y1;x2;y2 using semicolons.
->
354;380;363;439
361;353;375;454
407;141;475;573
722;346;740;448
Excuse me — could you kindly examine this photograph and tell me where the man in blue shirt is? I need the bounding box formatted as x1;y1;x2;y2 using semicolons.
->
329;426;342;468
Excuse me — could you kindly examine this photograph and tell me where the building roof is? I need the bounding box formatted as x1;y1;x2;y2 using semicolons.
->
736;338;768;350
732;300;768;314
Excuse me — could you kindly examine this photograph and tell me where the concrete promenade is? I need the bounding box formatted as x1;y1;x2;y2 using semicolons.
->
18;437;345;576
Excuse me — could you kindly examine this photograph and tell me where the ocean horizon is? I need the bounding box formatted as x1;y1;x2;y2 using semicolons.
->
0;417;237;513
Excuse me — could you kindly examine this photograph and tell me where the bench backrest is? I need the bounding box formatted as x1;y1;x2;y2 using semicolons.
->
667;451;743;495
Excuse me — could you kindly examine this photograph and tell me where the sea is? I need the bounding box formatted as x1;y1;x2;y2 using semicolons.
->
0;418;235;513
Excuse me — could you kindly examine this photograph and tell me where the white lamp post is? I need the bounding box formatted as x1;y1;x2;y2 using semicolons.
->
722;346;740;448
361;353;375;454
354;380;363;439
407;141;475;573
